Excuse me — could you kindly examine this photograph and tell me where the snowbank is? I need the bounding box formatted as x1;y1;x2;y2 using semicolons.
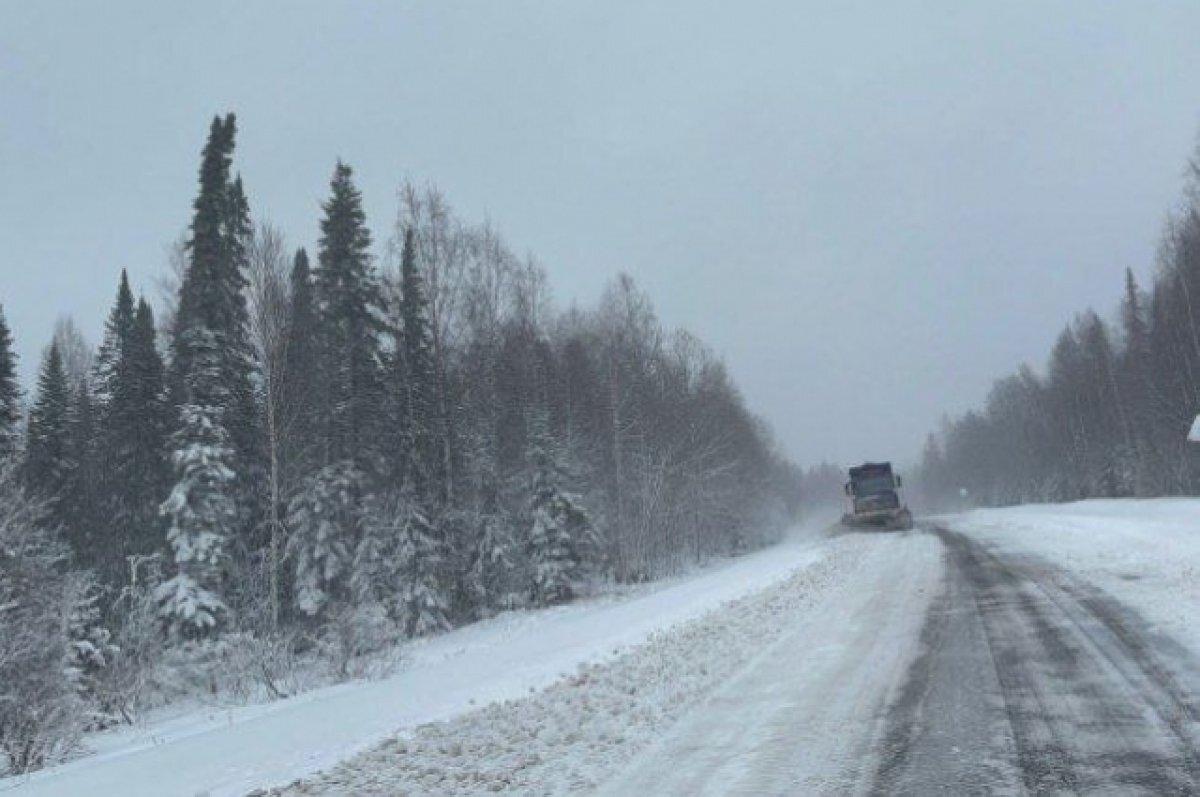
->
3;518;837;797
269;533;872;795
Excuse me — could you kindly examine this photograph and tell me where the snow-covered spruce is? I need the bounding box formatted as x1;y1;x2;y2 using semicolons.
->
155;399;236;638
267;534;865;796
286;460;366;618
525;440;597;608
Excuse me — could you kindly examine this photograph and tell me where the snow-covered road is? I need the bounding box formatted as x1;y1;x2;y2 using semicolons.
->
873;526;1200;795
599;532;941;795
603;509;1200;795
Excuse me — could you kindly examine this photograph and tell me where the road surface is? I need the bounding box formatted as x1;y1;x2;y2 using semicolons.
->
603;524;1200;796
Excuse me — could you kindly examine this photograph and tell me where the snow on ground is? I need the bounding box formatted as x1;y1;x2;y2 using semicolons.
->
2;516;839;797
267;531;881;796
597;532;941;796
945;498;1200;656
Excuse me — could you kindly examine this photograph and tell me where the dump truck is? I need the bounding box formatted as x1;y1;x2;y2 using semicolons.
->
841;461;914;531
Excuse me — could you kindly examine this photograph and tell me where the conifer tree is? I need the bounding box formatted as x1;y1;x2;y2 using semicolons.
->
92;275;171;588
1119;269;1154;494
116;298;170;584
285;460;365;617
391;227;440;497
282;248;320;484
93;271;135;407
220;173;262;476
171;115;260;524
0;305;20;460
525;430;595;607
26;343;98;567
165;115;264;613
314;161;385;471
392;498;451;636
465;484;514;617
157;327;236;638
24;343;72;516
172;115;235;389
62;381;101;568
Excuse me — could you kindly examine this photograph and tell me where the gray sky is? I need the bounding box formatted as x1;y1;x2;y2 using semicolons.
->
3;1;1200;468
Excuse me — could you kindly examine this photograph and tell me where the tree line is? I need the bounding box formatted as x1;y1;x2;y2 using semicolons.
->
918;141;1200;508
0;114;798;773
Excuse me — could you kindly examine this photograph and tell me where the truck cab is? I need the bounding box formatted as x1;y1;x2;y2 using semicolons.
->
842;462;914;530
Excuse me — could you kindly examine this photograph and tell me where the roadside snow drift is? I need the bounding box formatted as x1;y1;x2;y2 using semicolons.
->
269;533;879;796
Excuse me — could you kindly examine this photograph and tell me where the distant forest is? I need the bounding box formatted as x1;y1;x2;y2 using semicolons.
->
919;139;1200;508
0;114;800;774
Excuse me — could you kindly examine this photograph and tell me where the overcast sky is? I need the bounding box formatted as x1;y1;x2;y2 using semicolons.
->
3;2;1200;468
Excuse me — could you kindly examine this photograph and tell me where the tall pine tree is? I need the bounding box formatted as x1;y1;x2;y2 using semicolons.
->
0;305;20;460
62;381;101;569
221;172;263;483
94;271;136;407
391;227;440;499
160;114;258;629
24;343;71;524
313;161;385;472
171;114;261;528
281;248;320;485
97;284;170;588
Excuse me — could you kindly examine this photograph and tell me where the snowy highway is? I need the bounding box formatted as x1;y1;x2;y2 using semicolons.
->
272;506;1200;796
599;532;942;795
604;522;1200;795
872;526;1200;795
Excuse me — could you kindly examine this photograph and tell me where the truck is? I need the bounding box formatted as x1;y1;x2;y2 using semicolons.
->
841;461;914;531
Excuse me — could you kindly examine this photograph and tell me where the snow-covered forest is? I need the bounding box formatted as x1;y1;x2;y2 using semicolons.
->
918;142;1200;508
0;115;800;776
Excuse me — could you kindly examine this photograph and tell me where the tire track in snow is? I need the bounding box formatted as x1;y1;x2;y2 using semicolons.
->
871;527;1200;796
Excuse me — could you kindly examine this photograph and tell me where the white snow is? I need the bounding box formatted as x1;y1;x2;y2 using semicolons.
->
597;532;941;796
944;498;1200;656
13;500;1195;796
2;517;838;797
274;531;888;796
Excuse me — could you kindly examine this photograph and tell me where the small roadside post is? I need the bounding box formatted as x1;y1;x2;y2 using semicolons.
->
1190;414;1200;444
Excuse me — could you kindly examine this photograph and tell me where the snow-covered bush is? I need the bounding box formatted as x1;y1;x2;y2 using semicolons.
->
318;602;400;681
152;630;315;705
94;569;167;723
66;580;120;730
0;465;94;775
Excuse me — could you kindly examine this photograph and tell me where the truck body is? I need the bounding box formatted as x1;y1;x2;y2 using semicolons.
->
841;461;914;531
